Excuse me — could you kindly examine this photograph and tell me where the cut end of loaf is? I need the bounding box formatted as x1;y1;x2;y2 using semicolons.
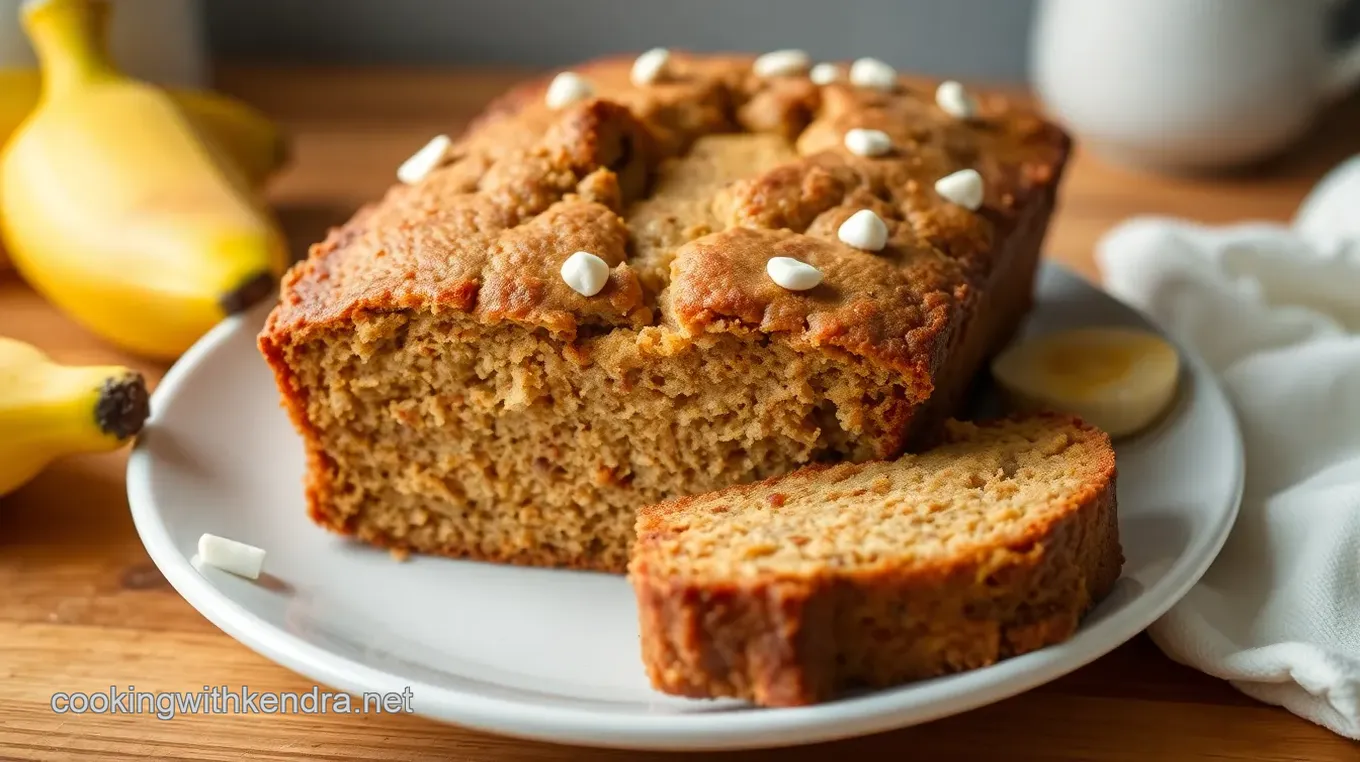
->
630;413;1122;706
262;310;915;572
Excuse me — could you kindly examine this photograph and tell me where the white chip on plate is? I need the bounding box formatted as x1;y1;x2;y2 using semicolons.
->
198;533;266;579
396;134;451;185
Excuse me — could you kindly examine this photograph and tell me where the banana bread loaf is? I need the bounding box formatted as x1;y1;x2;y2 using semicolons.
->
631;413;1121;706
259;52;1071;572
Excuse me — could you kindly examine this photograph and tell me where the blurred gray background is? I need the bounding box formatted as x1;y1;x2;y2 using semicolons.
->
203;0;1360;84
202;0;1039;82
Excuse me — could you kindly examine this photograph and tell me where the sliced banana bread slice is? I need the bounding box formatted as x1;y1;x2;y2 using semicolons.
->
629;413;1121;707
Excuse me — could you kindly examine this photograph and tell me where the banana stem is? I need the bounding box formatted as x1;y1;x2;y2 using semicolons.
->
21;0;116;101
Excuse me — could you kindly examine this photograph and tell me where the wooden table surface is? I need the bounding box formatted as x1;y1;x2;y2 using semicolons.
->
2;67;1358;761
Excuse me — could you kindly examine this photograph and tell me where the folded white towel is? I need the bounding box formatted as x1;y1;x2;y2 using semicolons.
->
1095;156;1360;740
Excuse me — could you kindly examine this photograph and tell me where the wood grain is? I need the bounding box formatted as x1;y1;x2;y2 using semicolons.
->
2;66;1359;761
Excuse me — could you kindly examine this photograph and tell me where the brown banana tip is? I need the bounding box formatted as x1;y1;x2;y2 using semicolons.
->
219;271;276;315
95;373;151;440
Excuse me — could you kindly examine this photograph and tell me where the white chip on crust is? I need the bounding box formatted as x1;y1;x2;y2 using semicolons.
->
396;135;451;185
935;169;985;211
766;257;824;291
546;71;594;109
849;57;897;90
936;80;978;120
631;47;671;86
809;63;840;85
837;209;890;251
753;49;811;78
561;251;610;297
198;534;266;580
844;128;892;157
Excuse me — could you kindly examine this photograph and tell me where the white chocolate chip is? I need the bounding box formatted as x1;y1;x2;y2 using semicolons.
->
849;57;897;90
844;128;892;157
936;80;978;120
545;71;594;109
753;49;811;78
935;169;985;211
396;134;451;185
560;251;610;296
837;209;889;251
631;47;671;86
198;534;266;580
809;63;840;85
766;257;824;291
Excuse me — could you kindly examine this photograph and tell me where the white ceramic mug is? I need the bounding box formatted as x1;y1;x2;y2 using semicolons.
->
1031;0;1360;173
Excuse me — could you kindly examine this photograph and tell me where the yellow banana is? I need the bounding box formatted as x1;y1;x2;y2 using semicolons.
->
0;336;150;497
0;67;290;190
0;0;289;360
0;64;288;271
0;70;38;151
173;88;291;189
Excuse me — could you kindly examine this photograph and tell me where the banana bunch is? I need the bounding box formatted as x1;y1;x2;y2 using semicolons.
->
0;336;150;497
0;0;290;359
0;69;288;197
0;69;285;272
0;25;286;272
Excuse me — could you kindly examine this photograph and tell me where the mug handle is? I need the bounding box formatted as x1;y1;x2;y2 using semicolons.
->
1326;2;1360;99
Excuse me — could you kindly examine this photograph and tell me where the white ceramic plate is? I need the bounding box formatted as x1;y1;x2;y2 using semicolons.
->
128;264;1243;751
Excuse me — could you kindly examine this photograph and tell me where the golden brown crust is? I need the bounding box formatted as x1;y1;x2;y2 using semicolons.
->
630;414;1122;706
666;226;965;380
261;52;1067;361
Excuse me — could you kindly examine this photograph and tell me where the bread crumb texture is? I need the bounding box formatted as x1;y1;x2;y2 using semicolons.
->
630;413;1121;706
259;53;1070;571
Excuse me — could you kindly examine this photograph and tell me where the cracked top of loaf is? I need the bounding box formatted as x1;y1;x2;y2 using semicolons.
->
264;53;1068;383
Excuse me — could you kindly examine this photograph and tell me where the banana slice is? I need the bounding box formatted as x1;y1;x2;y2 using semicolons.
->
991;327;1181;438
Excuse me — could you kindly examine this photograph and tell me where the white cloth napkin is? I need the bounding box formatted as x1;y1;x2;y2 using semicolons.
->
1095;156;1360;740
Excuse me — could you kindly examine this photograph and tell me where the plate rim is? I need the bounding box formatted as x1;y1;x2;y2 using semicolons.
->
127;264;1245;751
